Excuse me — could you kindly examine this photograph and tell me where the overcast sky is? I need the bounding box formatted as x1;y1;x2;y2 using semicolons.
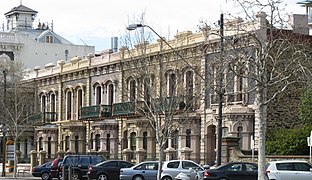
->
0;0;305;52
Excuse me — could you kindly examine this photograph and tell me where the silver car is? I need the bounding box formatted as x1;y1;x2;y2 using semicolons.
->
266;160;312;180
120;161;158;180
161;160;204;180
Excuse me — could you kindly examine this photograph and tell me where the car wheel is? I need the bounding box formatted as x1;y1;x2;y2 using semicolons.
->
161;176;172;180
98;174;108;180
71;172;80;180
133;175;144;180
41;172;50;180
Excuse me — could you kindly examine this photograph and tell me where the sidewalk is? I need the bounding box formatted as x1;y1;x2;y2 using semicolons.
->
0;172;41;179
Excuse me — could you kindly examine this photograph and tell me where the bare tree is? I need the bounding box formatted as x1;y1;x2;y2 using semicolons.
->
120;13;205;180
223;0;312;179
0;60;36;178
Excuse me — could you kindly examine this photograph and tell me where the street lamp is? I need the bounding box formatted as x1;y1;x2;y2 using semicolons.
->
127;20;224;166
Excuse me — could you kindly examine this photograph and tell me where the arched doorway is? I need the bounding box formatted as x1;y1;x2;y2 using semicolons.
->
206;125;216;165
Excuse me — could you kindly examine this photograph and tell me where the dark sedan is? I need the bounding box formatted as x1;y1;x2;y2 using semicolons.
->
32;161;52;180
87;160;134;180
203;162;258;180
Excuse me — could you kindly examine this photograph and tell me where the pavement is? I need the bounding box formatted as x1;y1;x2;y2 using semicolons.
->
0;172;41;179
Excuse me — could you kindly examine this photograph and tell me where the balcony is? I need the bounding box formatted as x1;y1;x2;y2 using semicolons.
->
28;112;57;125
152;96;191;112
112;101;136;117
80;105;112;120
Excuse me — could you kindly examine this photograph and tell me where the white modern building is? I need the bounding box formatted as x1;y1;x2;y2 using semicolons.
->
0;3;95;70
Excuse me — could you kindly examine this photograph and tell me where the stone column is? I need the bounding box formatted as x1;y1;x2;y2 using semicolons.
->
221;137;239;163
38;150;46;165
30;150;37;169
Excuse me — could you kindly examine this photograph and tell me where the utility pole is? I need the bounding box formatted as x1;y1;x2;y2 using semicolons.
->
2;70;7;177
216;13;224;166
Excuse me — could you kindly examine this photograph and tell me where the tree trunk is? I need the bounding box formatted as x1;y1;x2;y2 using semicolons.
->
157;146;164;180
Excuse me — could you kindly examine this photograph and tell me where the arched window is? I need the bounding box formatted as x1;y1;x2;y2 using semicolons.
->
77;89;83;119
66;91;72;120
108;84;114;105
39;137;43;151
143;132;147;150
95;134;100;151
168;73;176;96
95;86;101;105
237;126;243;149
41;95;46;112
130;132;136;159
144;78;151;102
172;130;178;149
123;130;128;149
24;139;28;159
90;133;94;150
129;80;136;101
65;136;70;151
186;129;191;148
50;94;56;121
185;71;193;108
48;137;51;159
106;134;111;158
75;136;79;154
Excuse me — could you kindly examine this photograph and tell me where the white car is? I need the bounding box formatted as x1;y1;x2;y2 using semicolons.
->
266;160;312;180
161;160;204;180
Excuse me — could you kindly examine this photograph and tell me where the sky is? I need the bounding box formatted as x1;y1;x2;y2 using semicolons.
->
0;0;305;52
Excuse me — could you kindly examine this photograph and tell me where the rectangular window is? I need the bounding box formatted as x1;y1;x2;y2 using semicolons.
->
46;35;53;43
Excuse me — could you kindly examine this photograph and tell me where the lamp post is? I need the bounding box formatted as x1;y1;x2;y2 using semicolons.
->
2;69;7;177
127;19;225;166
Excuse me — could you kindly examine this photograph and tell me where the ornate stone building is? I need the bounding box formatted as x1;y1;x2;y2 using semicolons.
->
23;12;311;165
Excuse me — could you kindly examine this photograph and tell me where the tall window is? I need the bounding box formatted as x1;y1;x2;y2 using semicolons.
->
143;132;147;150
129;80;136;101
41;95;46;112
66;91;72;120
77;89;83;119
96;86;101;105
95;134;100;151
130;132;136;159
186;129;191;148
144;78;151;103
65;136;70;151
50;94;56;121
123;130;128;149
237;126;243;149
185;71;193;108
168;73;176;96
106;134;111;154
108;84;114;105
75;136;79;154
48;137;51;159
172;130;179;149
24;139;28;159
39;137;43;151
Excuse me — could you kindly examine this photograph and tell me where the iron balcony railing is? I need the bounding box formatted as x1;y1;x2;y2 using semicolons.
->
79;105;112;120
28;112;57;125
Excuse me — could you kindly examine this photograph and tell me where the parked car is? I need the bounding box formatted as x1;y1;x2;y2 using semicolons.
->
59;154;105;180
266;160;312;180
120;161;158;180
50;157;63;180
32;161;52;180
87;160;134;180
202;162;258;180
161;160;204;180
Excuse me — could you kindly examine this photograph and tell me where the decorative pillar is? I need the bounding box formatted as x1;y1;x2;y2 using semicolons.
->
164;147;177;161
38;150;46;165
15;150;22;164
180;147;192;160
30;150;37;169
221;137;239;163
122;148;133;162
136;149;146;163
